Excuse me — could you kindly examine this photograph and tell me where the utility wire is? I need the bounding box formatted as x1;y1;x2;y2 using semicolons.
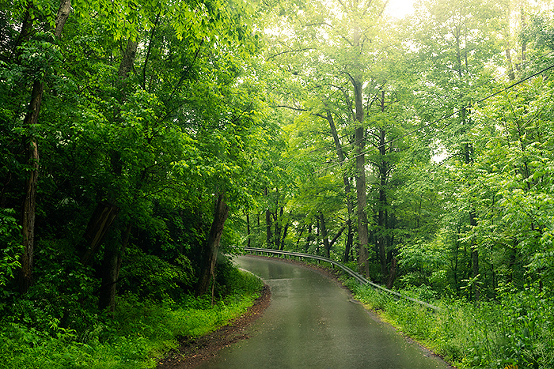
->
317;60;554;172
293;51;554;160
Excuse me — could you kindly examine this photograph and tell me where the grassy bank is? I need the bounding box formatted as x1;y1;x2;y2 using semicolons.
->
347;280;554;369
0;268;263;369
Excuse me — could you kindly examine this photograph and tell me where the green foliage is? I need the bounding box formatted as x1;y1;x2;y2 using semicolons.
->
2;0;554;366
3;241;99;334
0;208;22;288
354;283;554;369
0;268;263;369
119;248;195;301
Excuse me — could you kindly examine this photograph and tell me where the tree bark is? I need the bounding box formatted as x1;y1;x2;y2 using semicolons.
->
304;224;313;252
344;222;354;263
80;202;120;266
319;212;330;258
352;77;370;276
118;39;139;79
264;188;273;248
98;223;131;312
91;36;139;309
377;126;388;279
386;257;397;289
470;210;479;301
19;0;72;293
196;194;229;296
246;213;251;247
329;225;346;256
325;111;355;263
462;107;479;301
376;91;391;280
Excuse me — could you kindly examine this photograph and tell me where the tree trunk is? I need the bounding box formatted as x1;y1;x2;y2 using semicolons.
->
329;225;345;256
19;80;42;293
264;188;272;248
462;107;479;301
470;210;479;301
98;223;131;312
353;77;370;276
246;213;251;247
98;242;118;312
386;257;397;289
319;212;330;258
343;221;353;263
305;224;313;252
316;217;320;255
118;39;139;79
325;111;355;263
92;37;139;310
377;127;388;279
196;194;229;296
80;202;120;266
504;41;516;81
18;0;72;293
273;209;281;249
265;208;272;248
295;225;304;250
280;220;289;250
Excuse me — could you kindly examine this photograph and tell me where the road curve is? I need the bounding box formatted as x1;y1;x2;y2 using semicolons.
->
197;255;452;369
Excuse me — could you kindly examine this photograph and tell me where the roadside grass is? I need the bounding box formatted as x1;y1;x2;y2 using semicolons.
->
349;281;554;369
0;269;263;369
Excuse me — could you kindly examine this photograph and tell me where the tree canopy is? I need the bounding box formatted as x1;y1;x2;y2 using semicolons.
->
2;0;554;367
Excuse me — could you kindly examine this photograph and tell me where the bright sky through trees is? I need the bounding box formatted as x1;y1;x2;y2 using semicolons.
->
385;0;415;18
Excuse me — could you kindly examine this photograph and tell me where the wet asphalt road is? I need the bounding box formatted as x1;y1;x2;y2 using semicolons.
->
196;255;451;369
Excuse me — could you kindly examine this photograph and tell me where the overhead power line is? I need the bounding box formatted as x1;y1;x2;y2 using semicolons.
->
318;60;554;172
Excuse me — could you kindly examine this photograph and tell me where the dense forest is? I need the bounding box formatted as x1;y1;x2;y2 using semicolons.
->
1;0;554;367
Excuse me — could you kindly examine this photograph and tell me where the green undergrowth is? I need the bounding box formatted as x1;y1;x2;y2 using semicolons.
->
349;281;554;369
0;269;263;369
294;259;554;369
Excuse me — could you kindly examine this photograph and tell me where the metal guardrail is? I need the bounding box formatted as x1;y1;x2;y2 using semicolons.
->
243;247;439;311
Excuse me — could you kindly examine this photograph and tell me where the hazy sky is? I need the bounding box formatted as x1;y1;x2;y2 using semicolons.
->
385;0;415;18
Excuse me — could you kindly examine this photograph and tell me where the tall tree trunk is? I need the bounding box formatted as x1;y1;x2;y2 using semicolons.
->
344;222;353;263
273;208;282;249
376;90;392;280
265;208;272;248
264;188;273;248
386;257;397;289
95;38;138;309
304;224;313;252
80;202;120;265
20;81;42;293
315;217;320;255
325;111;355;263
295;225;304;250
462;107;479;301
353;78;370;276
98;223;131;312
504;41;516;81
19;0;72;293
470;210;479;300
329;225;345;255
377;126;388;279
246;213;251;248
279;216;289;251
196;194;229;296
319;212;330;258
519;1;527;65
